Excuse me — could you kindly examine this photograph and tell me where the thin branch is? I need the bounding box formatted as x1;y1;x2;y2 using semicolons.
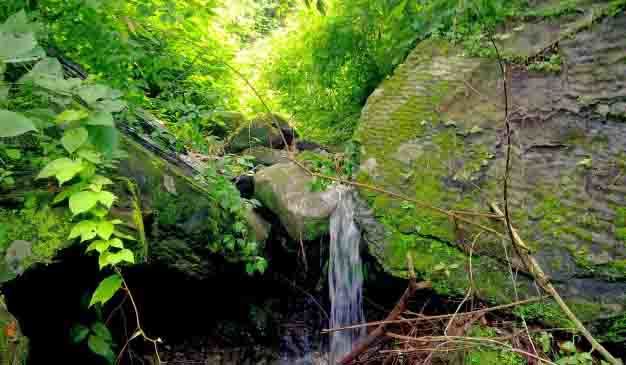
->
321;296;545;334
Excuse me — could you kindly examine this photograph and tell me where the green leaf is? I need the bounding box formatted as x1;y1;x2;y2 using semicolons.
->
62;127;89;154
87;334;115;363
0;32;40;63
0;110;37;137
69;191;100;215
69;220;98;242
87;238;124;253
69;324;90;344
0;10;40;34
37;158;84;185
5;149;21;160
18;57;79;93
78;149;102;164
89;274;122;307
92;175;113;186
90;322;113;343
56;109;89;124
95;191;116;208
97;221;114;240
53;182;87;204
86;112;115;127
88;126;118;158
99;249;134;269
86;240;107;253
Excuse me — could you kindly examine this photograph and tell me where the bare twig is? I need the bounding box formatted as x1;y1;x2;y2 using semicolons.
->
338;280;432;364
322;296;545;334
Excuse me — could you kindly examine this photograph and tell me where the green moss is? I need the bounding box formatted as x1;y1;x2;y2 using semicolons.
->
465;325;525;365
0;202;73;279
514;299;607;330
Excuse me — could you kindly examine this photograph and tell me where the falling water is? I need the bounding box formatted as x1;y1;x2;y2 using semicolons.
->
329;188;365;363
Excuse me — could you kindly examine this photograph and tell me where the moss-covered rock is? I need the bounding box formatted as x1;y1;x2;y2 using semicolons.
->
354;13;626;323
254;162;339;241
227;114;293;153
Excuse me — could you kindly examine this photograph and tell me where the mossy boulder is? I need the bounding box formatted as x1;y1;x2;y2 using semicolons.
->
0;298;28;365
254;162;339;241
227;114;295;153
354;13;626;322
243;146;290;166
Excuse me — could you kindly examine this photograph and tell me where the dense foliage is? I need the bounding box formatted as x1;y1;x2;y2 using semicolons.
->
253;0;526;144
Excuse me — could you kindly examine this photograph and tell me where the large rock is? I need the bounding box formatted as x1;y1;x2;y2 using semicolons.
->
227;114;295;153
0;131;270;282
0;299;28;365
354;10;626;323
254;163;340;241
243;146;290;166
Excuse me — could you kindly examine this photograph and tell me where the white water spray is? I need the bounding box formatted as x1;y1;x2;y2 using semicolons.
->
329;188;365;363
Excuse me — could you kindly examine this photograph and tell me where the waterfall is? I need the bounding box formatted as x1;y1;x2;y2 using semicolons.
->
329;188;365;363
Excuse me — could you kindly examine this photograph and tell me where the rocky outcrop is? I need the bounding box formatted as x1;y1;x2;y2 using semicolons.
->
354;9;626;322
254;162;340;241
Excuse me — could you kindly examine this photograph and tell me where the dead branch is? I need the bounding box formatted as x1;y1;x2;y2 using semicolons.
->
338;280;432;364
322;296;545;334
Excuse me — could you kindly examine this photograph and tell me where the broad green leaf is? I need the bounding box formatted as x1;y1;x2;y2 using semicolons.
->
23;108;57;129
86;112;114;127
19;57;81;93
5;149;21;160
69;324;90;344
91;175;113;186
37;158;84;185
99;249;134;269
69;220;98;242
77;84;116;105
78;149;102;164
96;99;127;113
96;191;116;208
0;110;37;137
89;274;122;307
87;126;118;158
0;10;35;34
86;240;107;253
90;322;113;343
62;127;89;154
0;32;40;62
69;191;99;215
87;238;123;253
87;334;115;363
97;221;114;240
56;109;89;124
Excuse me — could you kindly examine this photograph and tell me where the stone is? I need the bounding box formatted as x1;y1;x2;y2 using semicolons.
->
4;240;32;276
227;114;295;153
245;208;270;244
254;162;340;241
242;147;290;166
353;13;626;323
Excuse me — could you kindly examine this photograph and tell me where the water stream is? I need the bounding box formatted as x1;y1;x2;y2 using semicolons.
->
328;188;365;363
